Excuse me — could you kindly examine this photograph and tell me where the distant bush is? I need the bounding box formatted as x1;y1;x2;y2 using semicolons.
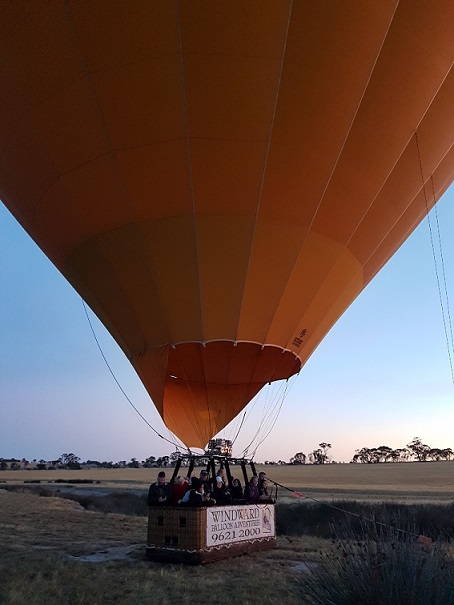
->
61;491;148;516
276;500;454;541
2;485;147;516
53;479;99;484
297;521;454;605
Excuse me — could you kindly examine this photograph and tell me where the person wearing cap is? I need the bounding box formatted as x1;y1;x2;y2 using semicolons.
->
198;469;212;497
147;471;172;506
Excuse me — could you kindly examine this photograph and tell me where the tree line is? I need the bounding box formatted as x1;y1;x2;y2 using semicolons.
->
2;437;453;470
288;442;333;465
287;438;453;465
0;453;175;471
351;437;453;463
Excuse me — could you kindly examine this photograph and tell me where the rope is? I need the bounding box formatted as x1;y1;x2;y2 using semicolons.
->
415;132;454;384
431;177;454;368
240;380;289;458
269;478;433;544
81;300;182;449
229;372;274;446
250;376;297;459
229;409;248;446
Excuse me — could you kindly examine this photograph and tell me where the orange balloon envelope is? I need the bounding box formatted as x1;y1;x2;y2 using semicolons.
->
0;2;453;448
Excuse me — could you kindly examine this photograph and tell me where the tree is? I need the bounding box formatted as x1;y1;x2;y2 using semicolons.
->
170;451;181;466
309;449;324;464
161;456;170;467
429;448;443;461
372;446;394;463
389;448;409;462
85;460;101;467
290;452;306;465
318;443;332;463
59;453;81;470
309;443;332;464
352;446;409;463
441;448;453;460
127;457;139;468
143;456;156;468
406;437;431;462
352;447;372;463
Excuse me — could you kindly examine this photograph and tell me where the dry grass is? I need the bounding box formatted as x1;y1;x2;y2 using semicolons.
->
2;461;453;502
0;490;320;605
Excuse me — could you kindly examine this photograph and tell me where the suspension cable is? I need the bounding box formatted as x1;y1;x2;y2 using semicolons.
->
250;375;297;458
81;299;183;449
240;374;298;458
415;132;454;384
431;177;454;366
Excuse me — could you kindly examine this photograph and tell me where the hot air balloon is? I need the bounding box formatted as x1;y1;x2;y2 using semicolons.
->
0;1;453;451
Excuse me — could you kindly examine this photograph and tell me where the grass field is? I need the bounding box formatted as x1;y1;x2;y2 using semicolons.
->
1;460;453;502
0;487;324;604
1;462;453;603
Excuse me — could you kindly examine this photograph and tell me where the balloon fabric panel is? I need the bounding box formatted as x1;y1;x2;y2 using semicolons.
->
0;2;453;448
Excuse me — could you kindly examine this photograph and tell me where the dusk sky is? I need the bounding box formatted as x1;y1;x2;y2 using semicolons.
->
1;184;453;464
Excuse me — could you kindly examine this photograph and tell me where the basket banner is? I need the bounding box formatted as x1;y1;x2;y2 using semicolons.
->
206;504;275;547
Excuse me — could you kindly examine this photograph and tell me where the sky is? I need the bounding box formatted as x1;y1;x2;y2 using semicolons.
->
1;186;453;464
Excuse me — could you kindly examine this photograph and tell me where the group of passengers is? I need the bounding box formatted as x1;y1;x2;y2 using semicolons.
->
147;469;274;507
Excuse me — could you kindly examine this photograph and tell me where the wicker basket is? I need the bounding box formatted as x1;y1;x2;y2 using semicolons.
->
146;505;276;564
147;506;206;550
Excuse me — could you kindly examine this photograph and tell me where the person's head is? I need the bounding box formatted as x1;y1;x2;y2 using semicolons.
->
259;472;266;480
250;476;258;486
192;478;204;493
232;478;240;487
199;469;208;481
157;471;166;484
216;476;223;487
216;468;225;478
261;479;268;487
173;475;184;485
